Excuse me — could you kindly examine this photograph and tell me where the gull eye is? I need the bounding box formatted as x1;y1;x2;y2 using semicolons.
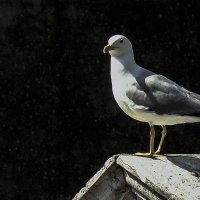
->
120;39;123;43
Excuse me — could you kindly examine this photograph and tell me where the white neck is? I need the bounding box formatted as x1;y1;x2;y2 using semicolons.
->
111;52;136;73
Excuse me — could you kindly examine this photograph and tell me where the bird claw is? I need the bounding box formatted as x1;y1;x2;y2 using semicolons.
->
154;150;161;155
134;152;153;158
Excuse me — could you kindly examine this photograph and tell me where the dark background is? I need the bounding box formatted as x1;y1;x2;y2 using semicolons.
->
1;0;200;199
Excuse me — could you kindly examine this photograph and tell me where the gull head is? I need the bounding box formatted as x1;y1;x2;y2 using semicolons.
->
103;35;133;57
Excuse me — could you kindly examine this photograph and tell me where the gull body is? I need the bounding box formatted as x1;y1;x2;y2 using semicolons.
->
103;35;200;157
111;51;200;126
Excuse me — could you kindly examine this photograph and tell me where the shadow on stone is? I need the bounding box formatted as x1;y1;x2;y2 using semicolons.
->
166;154;200;177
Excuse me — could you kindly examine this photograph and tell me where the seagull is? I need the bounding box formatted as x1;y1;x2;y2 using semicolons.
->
103;35;200;157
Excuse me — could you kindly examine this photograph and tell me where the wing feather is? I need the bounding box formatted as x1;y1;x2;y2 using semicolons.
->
126;74;200;115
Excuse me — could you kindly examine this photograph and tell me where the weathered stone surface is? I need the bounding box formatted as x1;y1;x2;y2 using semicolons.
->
117;154;200;200
74;154;200;200
73;155;136;200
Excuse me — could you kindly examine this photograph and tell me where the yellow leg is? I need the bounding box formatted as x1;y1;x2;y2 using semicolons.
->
135;125;155;157
155;126;167;155
149;125;155;156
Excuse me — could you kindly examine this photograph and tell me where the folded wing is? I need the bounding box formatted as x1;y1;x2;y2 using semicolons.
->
126;74;200;116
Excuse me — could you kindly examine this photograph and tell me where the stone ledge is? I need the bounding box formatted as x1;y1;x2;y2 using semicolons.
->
73;154;200;200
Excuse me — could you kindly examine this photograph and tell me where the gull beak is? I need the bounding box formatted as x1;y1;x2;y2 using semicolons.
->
103;44;115;53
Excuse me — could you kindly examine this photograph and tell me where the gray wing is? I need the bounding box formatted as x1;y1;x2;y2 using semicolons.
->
126;74;200;116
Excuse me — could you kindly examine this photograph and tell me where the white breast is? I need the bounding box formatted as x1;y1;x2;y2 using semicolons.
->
111;58;144;121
